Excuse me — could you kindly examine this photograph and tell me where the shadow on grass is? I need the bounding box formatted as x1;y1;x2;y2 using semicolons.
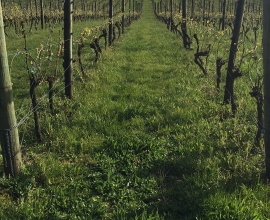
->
140;152;209;220
92;135;264;220
91;136;205;219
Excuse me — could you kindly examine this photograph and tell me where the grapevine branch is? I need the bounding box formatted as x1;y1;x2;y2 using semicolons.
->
193;34;211;75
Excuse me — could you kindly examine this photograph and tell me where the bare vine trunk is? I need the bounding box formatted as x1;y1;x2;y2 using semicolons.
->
223;0;246;115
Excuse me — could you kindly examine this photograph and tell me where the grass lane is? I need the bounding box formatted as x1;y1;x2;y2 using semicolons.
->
0;0;269;219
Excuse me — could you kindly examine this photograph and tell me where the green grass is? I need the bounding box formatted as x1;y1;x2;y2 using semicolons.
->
0;0;269;219
6;17;108;71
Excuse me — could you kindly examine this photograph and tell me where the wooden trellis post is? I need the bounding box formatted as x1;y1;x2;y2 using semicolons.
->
0;0;22;177
122;0;125;34
109;0;113;45
63;0;73;99
263;0;270;179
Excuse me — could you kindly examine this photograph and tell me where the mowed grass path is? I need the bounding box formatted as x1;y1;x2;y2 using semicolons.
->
1;1;269;220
